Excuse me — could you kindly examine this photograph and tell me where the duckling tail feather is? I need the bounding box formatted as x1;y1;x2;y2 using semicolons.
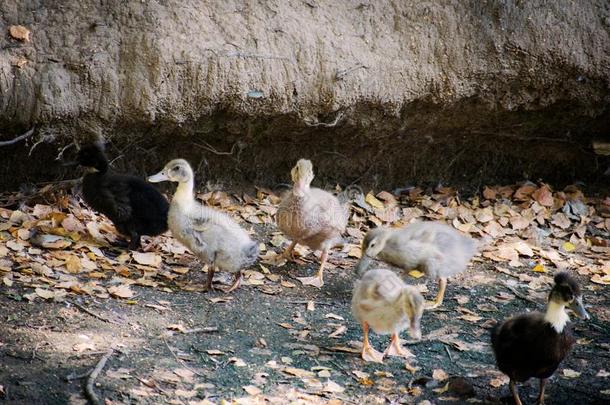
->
243;241;259;267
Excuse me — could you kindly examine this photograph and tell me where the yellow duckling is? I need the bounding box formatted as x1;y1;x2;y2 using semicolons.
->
352;268;424;363
149;159;258;292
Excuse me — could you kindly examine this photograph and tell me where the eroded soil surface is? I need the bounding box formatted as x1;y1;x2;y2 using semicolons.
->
0;183;608;404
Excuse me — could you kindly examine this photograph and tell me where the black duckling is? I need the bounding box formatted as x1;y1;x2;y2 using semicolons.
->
491;272;590;405
73;142;169;250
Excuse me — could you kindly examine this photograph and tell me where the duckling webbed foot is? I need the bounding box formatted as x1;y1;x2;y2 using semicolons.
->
282;241;298;261
536;378;546;405
360;322;384;363
425;277;447;310
223;271;242;293
384;333;415;358
128;232;141;251
204;267;216;292
362;344;385;363
509;380;523;405
297;249;327;288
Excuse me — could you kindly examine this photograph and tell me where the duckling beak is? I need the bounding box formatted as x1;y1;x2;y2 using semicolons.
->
409;317;422;341
148;171;169;183
356;255;372;276
569;296;590;320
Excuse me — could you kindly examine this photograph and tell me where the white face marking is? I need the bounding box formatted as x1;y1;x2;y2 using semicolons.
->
544;301;570;333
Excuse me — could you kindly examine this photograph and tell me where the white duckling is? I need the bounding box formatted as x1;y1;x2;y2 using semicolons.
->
356;221;476;309
148;159;258;292
276;159;348;288
352;268;424;363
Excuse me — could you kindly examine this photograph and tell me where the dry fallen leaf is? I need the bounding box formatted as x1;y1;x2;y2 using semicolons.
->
243;385;262;395
132;252;162;267
489;375;509;387
432;369;449;381
205;349;226;356
562;369;581;378
9;25;31;42
323;380;345;393
108;284;134;299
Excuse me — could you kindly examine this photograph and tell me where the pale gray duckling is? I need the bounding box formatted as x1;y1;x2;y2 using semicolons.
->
276;159;348;288
352;268;424;363
148;159;258;292
357;221;476;309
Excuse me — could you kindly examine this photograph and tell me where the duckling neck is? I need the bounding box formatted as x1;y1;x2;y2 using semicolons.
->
173;180;195;207
293;183;310;198
544;301;570;333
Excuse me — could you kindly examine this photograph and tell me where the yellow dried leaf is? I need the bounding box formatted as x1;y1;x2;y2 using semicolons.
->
562;242;576;252
405;362;420;374
532;264;546;273
65;255;82;273
408;270;425;279
365;192;385;210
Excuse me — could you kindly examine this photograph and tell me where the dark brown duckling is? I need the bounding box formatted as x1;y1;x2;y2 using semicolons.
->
491;272;590;405
73;142;169;250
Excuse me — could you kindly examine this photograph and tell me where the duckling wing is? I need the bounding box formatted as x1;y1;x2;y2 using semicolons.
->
99;180;133;222
278;189;347;247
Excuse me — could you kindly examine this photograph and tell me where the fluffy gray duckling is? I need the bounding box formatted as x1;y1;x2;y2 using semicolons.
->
149;159;258;292
356;221;476;309
276;159;348;288
351;268;424;363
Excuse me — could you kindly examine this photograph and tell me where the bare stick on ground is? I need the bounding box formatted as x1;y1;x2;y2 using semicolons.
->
68;300;121;325
85;347;114;405
162;337;206;377
0;128;35;147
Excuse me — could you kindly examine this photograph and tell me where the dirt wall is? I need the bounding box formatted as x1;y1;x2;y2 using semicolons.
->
0;0;609;189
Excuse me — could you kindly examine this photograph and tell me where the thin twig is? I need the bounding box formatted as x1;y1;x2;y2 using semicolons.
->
66;369;92;381
504;284;543;306
194;141;237;156
85;348;114;405
0;127;35;147
287;300;335;306
183;327;219;334
162;337;206;377
335;64;368;80
68;301;120;325
445;345;453;362
303;111;344;128
329;360;360;383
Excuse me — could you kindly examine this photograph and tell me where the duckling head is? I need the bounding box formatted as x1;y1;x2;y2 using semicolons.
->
148;159;193;184
401;287;424;340
550;272;589;320
355;227;390;274
290;159;314;196
76;142;108;173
